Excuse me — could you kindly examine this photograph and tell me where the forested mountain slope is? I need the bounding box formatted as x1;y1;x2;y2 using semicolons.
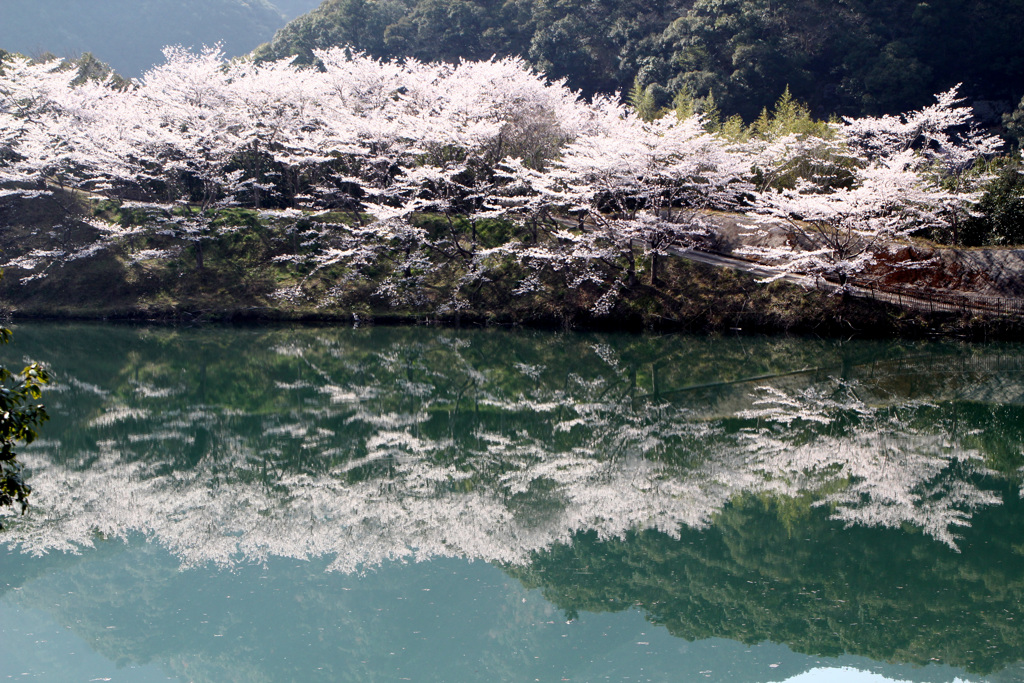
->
0;0;318;77
256;0;1024;120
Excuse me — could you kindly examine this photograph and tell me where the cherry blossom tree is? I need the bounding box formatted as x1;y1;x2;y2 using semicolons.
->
266;50;603;311
480;101;750;313
0;46;1008;310
841;86;1002;244
740;151;953;284
739;87;1000;284
0;54;81;196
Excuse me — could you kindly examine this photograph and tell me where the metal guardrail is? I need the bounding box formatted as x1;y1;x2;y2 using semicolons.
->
594;219;1024;319
820;275;1024;319
677;244;1024;319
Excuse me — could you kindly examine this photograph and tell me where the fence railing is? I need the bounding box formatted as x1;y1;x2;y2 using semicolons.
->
682;243;1024;319
823;275;1024;318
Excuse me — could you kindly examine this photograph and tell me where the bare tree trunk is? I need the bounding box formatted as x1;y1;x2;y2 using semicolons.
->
626;245;638;287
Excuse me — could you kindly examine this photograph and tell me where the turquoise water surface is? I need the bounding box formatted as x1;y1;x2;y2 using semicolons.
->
2;323;1023;682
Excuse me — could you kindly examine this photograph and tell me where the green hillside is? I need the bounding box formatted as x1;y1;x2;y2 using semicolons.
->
256;0;1024;121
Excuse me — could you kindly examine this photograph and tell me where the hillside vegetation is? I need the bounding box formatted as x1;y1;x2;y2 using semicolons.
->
256;0;1024;123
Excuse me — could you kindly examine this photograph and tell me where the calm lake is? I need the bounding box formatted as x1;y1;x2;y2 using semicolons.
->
2;322;1023;682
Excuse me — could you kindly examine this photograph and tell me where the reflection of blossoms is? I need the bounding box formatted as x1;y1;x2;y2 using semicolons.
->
734;380;1000;549
737;383;873;425
1;334;1015;567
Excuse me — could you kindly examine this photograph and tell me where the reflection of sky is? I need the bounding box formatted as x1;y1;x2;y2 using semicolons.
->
0;543;994;683
0;603;173;683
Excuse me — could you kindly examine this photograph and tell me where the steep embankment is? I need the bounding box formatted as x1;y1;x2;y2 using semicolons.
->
1;190;1019;340
707;212;1024;301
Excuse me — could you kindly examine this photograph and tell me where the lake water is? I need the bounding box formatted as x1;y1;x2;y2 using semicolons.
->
2;323;1023;682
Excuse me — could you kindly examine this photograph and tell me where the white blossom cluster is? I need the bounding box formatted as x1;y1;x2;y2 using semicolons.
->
1;47;997;305
738;87;1002;283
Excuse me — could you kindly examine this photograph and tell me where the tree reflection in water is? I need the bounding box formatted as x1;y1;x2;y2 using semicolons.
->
1;323;1023;675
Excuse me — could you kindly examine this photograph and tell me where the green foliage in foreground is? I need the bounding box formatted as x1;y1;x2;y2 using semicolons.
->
0;327;49;525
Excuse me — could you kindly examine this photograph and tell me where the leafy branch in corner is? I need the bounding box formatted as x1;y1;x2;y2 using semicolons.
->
0;326;49;527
